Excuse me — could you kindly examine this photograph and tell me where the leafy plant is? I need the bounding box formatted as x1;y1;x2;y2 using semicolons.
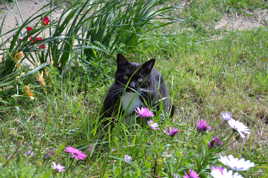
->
0;0;173;95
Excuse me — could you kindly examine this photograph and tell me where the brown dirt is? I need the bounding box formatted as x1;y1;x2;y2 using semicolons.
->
0;0;61;33
215;9;268;30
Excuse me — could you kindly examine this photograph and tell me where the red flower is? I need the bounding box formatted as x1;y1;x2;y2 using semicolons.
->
29;36;32;41
31;37;43;43
26;26;33;31
42;16;50;25
35;37;43;41
38;44;46;49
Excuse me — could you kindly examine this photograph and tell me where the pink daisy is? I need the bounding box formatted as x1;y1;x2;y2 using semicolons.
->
183;169;200;178
135;107;154;118
64;146;87;160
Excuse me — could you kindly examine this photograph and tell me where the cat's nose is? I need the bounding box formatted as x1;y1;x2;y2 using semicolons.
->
130;82;136;88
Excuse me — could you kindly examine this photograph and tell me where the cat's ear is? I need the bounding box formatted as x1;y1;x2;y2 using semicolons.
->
117;54;129;67
140;59;155;75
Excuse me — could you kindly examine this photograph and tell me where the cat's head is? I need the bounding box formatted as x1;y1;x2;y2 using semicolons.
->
115;54;155;91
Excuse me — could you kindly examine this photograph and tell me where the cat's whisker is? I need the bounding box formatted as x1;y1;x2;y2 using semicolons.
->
109;88;123;98
139;88;153;93
128;87;138;93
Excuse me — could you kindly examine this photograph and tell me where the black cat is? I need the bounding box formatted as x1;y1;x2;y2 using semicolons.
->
101;54;173;121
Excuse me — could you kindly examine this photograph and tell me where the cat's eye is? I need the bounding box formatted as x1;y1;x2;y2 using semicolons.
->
123;75;128;80
137;78;143;83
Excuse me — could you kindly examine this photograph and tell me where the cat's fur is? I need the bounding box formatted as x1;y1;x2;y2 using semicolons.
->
101;54;173;120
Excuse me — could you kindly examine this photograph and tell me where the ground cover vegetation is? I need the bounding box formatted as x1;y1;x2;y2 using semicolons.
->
0;0;267;177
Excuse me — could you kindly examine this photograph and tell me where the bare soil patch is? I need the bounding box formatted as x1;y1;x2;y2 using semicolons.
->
215;9;268;30
0;0;61;33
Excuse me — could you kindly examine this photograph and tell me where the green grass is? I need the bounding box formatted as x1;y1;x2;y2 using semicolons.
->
177;0;268;33
0;0;268;177
0;0;14;4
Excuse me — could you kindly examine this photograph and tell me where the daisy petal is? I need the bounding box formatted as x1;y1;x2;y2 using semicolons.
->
227;119;250;138
220;112;232;121
219;155;255;171
211;166;243;178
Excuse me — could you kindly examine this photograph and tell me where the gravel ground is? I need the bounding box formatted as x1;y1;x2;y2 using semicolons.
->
0;0;61;33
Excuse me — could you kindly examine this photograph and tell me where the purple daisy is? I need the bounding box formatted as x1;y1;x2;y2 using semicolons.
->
164;127;180;136
196;120;211;132
208;136;223;148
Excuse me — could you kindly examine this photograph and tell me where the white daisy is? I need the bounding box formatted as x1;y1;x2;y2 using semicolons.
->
173;174;179;178
227;119;250;138
221;112;232;121
147;120;160;130
124;154;132;164
51;162;65;172
211;166;243;178
219;155;255;171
